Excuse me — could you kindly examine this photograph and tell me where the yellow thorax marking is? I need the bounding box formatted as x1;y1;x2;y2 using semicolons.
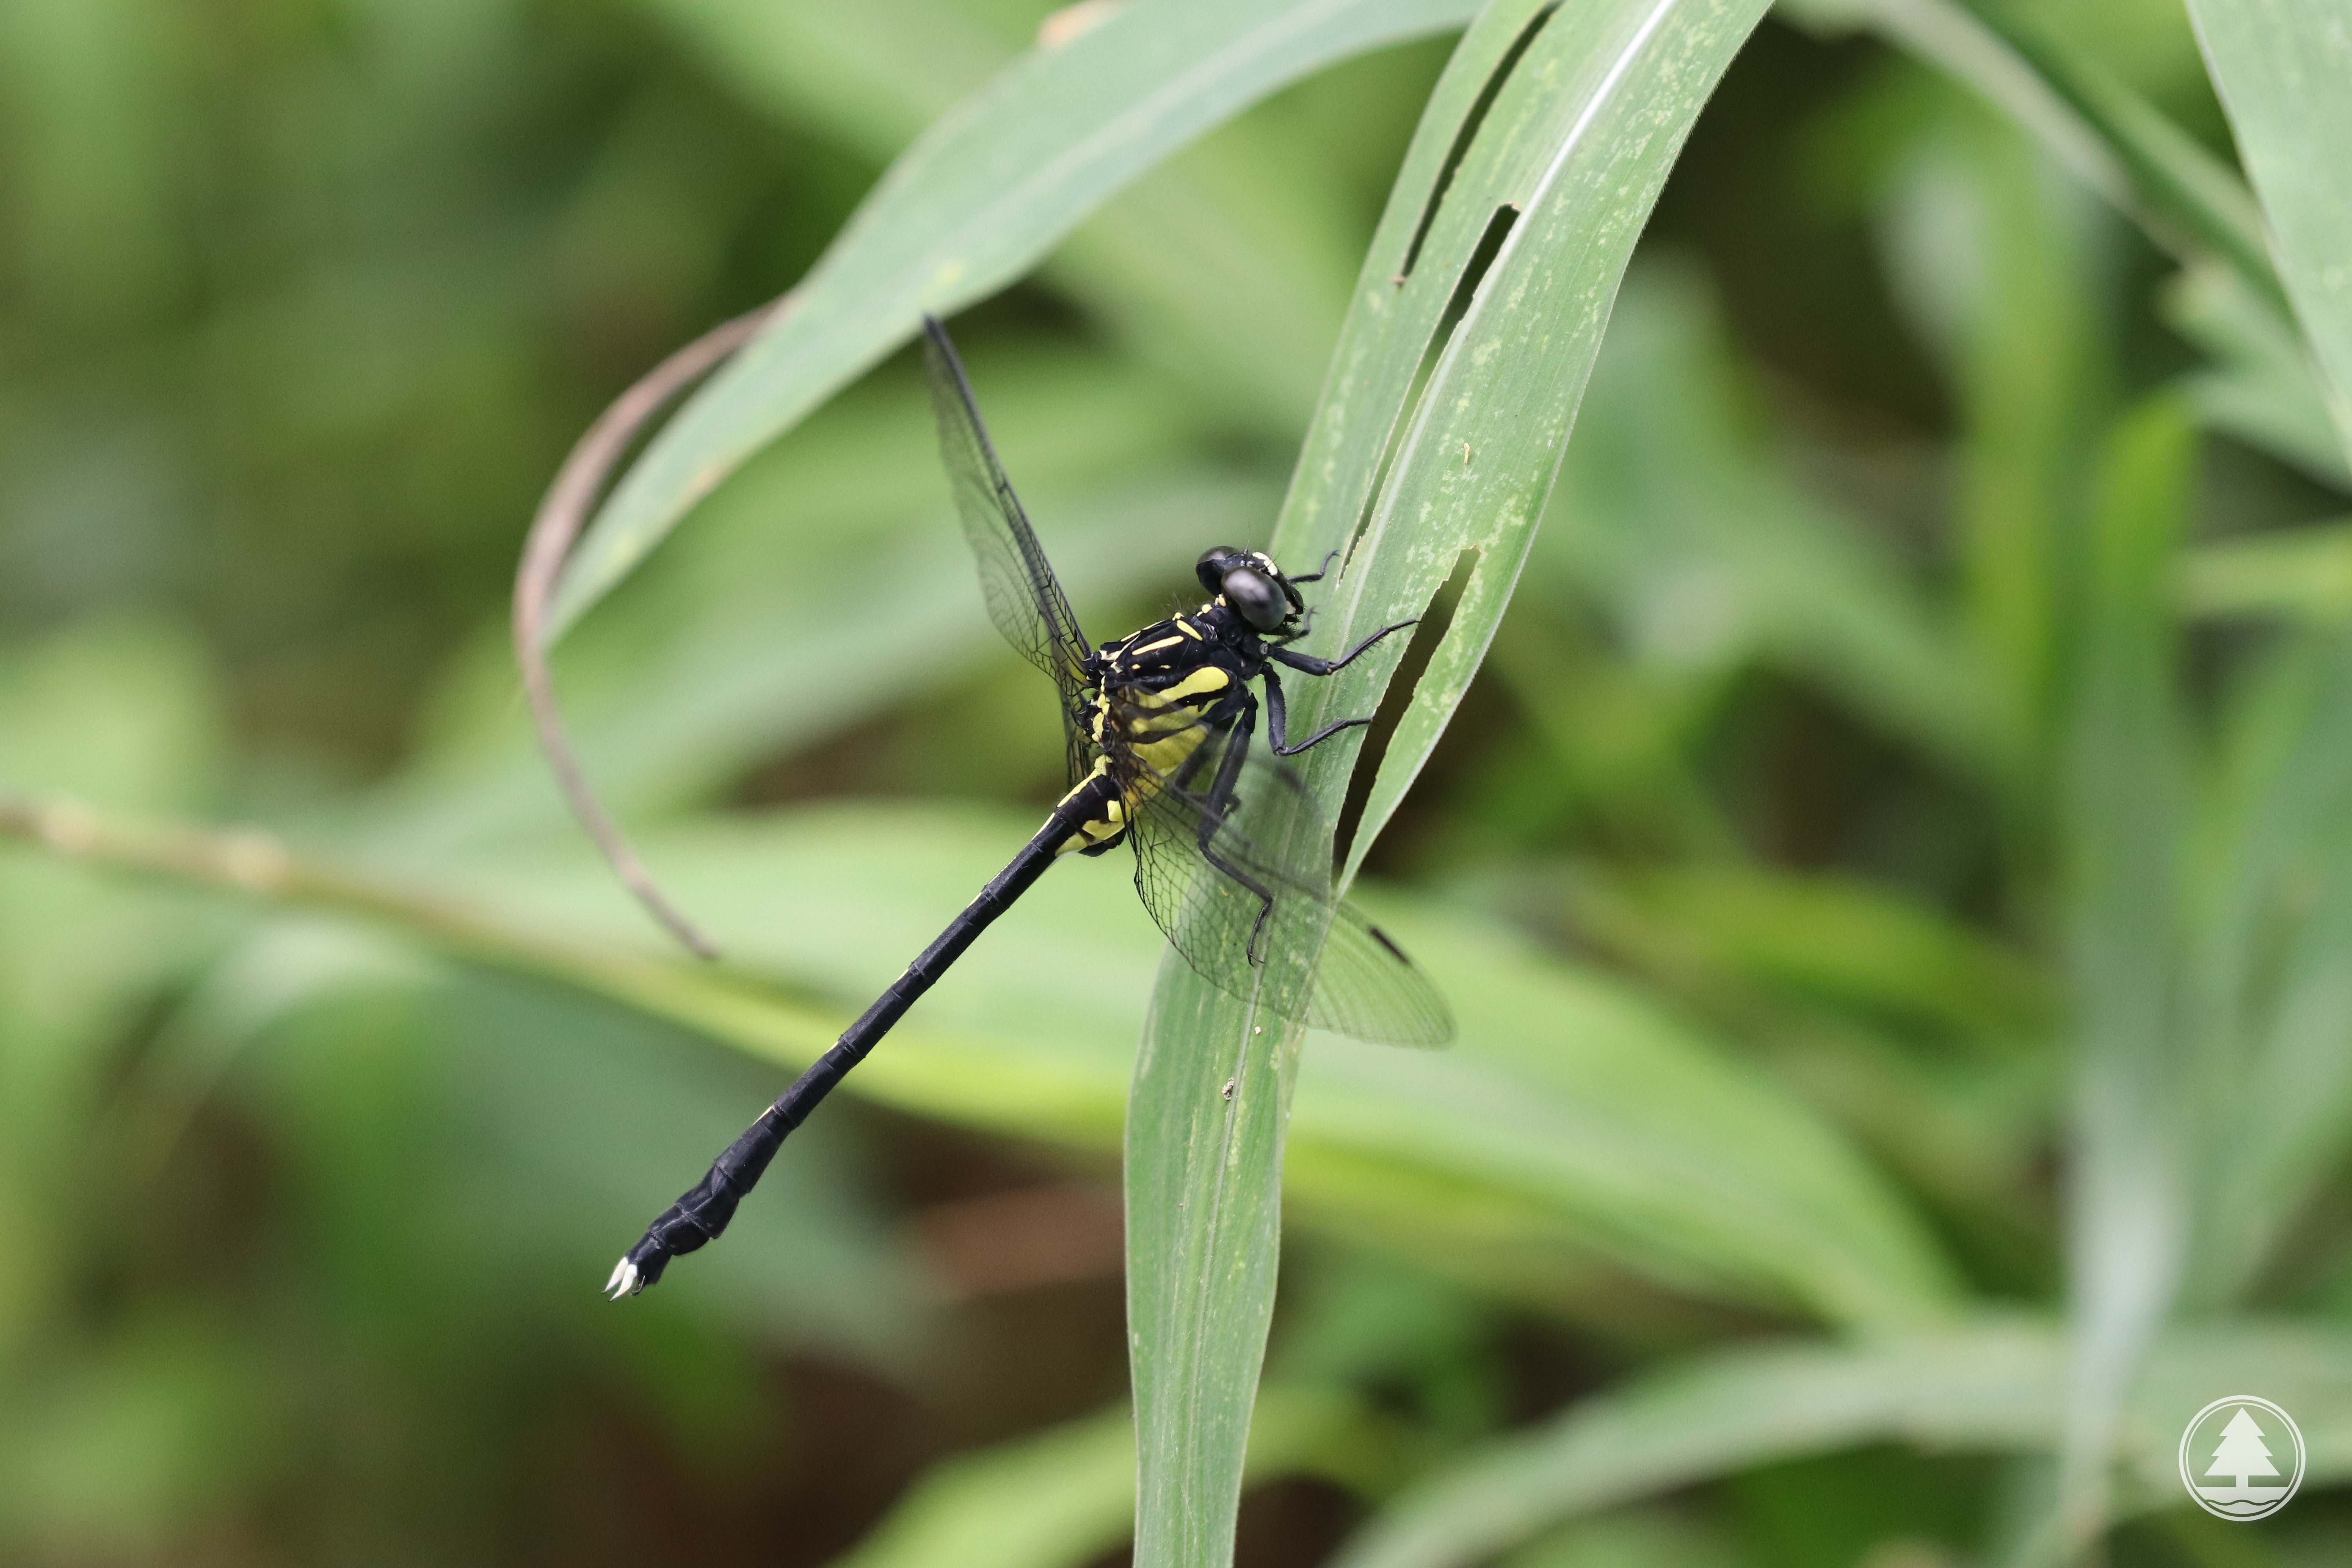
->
1058;660;1233;856
1131;665;1229;705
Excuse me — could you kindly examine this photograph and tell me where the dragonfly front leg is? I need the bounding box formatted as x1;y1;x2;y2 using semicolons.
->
1285;548;1343;584
1267;617;1415;677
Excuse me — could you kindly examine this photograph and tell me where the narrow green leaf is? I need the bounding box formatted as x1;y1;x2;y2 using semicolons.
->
2058;396;2198;1549
1781;0;2284;314
1501;1512;1741;1568
2187;630;2352;1304
626;0;1368;432
15;785;1962;1339
1878;94;2107;788
474;806;1954;1327
2185;0;2352;463
417;806;1944;1330
396;359;1268;849
1961;4;2278;307
1282;897;1963;1329
1539;264;1989;781
2165;262;2352;490
1333;1319;2060;1568
1330;1316;2352;1568
829;1403;1140;1568
829;1386;1384;1568
547;0;1481;640
1127;3;1773;1562
0;621;229;1354
2180;519;2352;622
1276;0;1777;875
1595;864;2048;1041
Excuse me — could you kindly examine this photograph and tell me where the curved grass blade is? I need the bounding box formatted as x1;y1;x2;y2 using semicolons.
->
2057;397;2198;1552
1334;1320;2062;1568
2165;261;2352;490
2190;631;2352;1306
1780;0;2283;317
1126;2;1774;1564
828;1387;1387;1568
627;0;1373;434
543;0;1483;643
1331;1316;2352;1568
2181;519;2352;622
2184;0;2352;465
1269;0;1777;876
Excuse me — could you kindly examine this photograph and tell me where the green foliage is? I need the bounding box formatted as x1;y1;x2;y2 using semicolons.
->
2185;0;2352;455
7;1;2352;1565
546;0;1483;638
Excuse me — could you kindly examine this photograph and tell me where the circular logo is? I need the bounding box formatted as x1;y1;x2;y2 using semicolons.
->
2179;1396;2304;1522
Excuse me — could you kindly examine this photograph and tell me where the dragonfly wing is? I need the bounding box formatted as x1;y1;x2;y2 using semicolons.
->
1121;721;1452;1047
1300;900;1455;1047
922;316;1094;785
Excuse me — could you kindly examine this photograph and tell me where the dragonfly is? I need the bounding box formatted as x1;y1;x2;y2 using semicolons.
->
606;316;1453;1299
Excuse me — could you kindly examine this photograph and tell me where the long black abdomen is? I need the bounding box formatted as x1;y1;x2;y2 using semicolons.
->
608;786;1107;1296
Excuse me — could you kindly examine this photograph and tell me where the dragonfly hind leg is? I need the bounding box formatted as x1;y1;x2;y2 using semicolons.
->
1263;668;1386;758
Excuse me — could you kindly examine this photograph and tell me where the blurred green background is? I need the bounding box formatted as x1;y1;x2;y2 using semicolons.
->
4;0;2351;1564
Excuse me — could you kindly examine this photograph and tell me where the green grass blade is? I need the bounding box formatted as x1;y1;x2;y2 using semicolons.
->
625;0;1370;434
399;356;1269;847
544;0;1480;641
1782;0;2283;312
829;1401;1140;1568
2184;0;2352;465
1125;4;1772;1563
2165;262;2352;490
2185;630;2352;1305
2057;396;2198;1550
1877;102;2105;792
1126;962;1307;1568
4;780;1964;1336
1333;1320;2062;1568
0;622;229;1343
828;1387;1388;1568
1331;1315;2352;1568
2181;519;2352;623
1538;263;1990;781
1274;0;1776;874
1285;897;1962;1328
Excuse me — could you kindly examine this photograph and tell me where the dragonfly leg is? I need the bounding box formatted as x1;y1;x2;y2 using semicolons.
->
1194;704;1279;963
1165;719;1223;793
1268;617;1415;677
1286;548;1343;584
1264;667;1373;757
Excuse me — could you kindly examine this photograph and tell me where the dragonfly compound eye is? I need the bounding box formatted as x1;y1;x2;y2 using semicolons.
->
1223;567;1288;632
1195;545;1247;596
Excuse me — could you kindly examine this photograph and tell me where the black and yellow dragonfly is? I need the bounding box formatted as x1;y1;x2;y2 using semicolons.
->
608;318;1453;1298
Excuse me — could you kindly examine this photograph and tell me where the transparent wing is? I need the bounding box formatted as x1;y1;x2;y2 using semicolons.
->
1116;715;1453;1049
922;317;1093;786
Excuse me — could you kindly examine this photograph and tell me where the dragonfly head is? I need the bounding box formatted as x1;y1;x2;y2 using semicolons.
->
1196;546;1304;634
